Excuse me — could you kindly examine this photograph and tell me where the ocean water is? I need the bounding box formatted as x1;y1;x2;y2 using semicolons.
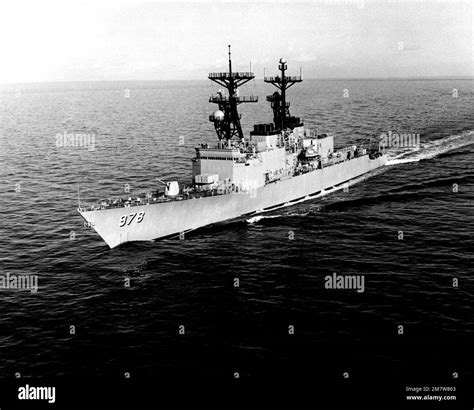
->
0;78;473;407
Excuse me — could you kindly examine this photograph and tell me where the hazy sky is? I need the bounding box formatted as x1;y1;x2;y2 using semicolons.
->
0;0;472;83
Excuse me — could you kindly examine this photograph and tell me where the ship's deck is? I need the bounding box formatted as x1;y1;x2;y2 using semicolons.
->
78;188;233;212
79;151;377;212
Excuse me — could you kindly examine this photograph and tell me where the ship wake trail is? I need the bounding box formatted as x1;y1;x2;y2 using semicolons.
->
246;215;283;224
246;211;312;224
385;130;474;165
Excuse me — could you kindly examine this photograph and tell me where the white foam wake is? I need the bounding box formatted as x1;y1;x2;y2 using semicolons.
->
246;211;313;224
246;215;282;223
386;131;474;166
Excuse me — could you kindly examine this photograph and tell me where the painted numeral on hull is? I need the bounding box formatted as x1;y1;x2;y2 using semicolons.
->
120;212;145;227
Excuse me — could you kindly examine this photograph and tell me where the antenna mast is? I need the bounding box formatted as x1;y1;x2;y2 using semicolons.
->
264;58;303;131
208;45;258;144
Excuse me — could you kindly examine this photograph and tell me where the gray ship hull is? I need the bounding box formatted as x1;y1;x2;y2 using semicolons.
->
78;154;386;248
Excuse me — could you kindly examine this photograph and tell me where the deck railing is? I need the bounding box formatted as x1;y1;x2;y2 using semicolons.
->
79;188;236;212
209;95;258;103
209;72;255;79
264;76;302;82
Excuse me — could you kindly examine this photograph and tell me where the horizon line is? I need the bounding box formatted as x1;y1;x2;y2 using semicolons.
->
1;75;473;86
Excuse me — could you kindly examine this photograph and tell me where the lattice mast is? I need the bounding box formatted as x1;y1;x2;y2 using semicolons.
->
208;45;258;144
264;58;303;131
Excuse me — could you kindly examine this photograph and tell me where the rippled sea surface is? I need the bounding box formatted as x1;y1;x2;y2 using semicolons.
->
1;79;473;408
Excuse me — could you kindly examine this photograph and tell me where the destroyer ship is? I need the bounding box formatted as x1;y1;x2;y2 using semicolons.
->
78;46;386;248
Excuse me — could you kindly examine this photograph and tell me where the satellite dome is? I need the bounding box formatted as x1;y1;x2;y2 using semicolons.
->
213;110;225;121
279;58;287;64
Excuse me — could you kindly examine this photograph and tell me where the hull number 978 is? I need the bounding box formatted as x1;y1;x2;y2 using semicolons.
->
119;212;145;227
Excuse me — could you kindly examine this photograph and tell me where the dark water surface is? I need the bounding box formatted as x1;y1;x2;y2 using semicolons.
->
0;79;473;408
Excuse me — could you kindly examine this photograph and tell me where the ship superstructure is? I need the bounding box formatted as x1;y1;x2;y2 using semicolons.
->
78;47;386;248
